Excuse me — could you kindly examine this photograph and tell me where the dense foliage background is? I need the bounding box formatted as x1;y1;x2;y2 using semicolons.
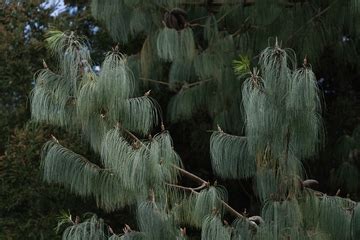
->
1;0;360;239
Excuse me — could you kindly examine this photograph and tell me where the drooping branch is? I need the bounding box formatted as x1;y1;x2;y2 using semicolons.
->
166;176;258;229
171;164;256;224
50;135;104;171
120;126;252;223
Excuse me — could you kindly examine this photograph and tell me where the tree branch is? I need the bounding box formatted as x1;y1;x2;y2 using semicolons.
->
140;77;171;87
113;126;252;225
221;201;247;220
117;123;150;151
51;136;105;171
166;182;207;192
186;78;212;88
172;164;208;185
286;0;338;44
171;164;254;224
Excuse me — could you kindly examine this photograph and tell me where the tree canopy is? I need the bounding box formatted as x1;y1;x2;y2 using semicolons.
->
2;0;360;239
33;26;360;240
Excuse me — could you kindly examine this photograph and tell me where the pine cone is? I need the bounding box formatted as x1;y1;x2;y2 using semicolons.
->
163;8;188;30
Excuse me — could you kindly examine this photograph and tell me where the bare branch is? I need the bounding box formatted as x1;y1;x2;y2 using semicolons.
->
140;77;171;86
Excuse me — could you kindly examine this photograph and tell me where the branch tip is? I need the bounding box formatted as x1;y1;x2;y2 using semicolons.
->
149;189;155;202
112;44;119;52
303;55;308;67
51;134;59;143
336;189;341;196
144;90;151;96
42;59;48;69
123;224;132;234
74;216;80;225
180;227;186;236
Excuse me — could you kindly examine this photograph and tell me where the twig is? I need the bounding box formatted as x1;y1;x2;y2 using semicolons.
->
166;183;197;192
171;164;253;225
188;23;206;28
222;201;246;220
213;127;247;139
188;79;211;87
140;77;171;86
286;0;338;44
189;15;210;23
230;16;251;37
172;164;208;185
116;123;150;150
167;181;250;221
166;182;207;192
216;4;241;23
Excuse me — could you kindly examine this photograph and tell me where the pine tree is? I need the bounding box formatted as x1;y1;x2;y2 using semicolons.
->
32;30;360;239
30;0;360;239
89;0;360;134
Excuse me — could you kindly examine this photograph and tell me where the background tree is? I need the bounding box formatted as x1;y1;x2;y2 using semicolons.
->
0;1;49;152
0;1;132;239
0;124;94;239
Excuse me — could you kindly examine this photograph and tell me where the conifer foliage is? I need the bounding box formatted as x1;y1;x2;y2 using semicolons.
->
32;30;239;239
30;1;360;239
32;27;360;239
90;0;360;134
